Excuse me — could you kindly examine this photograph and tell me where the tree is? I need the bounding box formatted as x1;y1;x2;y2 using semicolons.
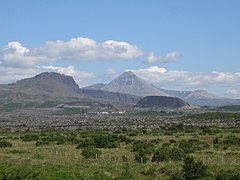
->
182;156;207;180
134;148;149;163
81;147;101;159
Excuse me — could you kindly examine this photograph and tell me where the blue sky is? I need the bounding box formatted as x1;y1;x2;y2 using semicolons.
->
1;0;240;98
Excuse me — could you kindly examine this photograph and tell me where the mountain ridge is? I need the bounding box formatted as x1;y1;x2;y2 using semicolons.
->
83;71;240;107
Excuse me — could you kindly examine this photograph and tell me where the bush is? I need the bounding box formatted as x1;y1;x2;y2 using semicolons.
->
223;135;240;145
178;140;196;153
133;141;154;164
132;141;155;154
169;139;177;144
20;134;39;142
118;135;132;144
215;169;240;180
152;147;186;162
0;140;12;148
141;167;157;177
36;141;49;146
182;156;208;180
128;131;138;136
81;147;101;159
213;137;219;144
152;147;171;162
170;148;186;161
134;148;149;163
76;139;95;148
93;134;118;148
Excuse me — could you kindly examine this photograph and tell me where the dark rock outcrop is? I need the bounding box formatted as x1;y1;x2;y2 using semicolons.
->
136;96;189;108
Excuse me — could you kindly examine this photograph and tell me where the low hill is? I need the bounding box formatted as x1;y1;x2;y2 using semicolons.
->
136;96;190;108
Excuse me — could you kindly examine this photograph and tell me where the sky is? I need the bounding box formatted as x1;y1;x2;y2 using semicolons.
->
0;0;240;98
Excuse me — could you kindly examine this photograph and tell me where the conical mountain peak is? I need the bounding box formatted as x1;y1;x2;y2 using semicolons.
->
101;71;170;97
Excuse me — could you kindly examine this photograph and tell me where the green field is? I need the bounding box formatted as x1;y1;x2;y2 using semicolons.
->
0;126;240;179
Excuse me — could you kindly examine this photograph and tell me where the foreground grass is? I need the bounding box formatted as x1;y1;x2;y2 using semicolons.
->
0;126;239;179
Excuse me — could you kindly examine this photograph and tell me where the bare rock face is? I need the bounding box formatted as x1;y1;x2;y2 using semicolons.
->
136;96;189;108
101;71;170;97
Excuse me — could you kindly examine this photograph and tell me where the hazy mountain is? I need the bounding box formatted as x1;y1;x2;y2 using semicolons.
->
136;96;190;108
1;71;240;109
81;89;141;104
0;72;143;110
83;83;106;90
100;71;170;97
83;72;240;107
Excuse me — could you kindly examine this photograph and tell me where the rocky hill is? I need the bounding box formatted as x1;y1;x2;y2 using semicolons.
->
136;96;190;108
11;72;82;98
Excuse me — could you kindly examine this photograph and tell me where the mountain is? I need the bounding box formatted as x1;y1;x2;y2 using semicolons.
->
83;83;106;90
0;72;144;110
95;71;170;97
136;96;190;108
81;89;141;104
11;72;82;98
83;72;240;107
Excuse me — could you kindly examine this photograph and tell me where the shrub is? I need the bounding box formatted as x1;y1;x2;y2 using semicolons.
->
182;156;208;180
36;141;49;146
20;134;39;142
76;139;95;148
169;139;177;144
93;134;118;148
128;131;138;136
215;169;240;180
178;140;196;153
152;147;171;162
223;135;240;145
152;147;186;162
0;140;12;148
132;141;155;154
134;148;149;163
141;167;157;177
170;148;186;161
118;135;131;144
81;147;101;159
213;137;219;144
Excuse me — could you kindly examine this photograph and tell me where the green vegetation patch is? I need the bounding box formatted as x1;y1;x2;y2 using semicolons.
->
182;112;240;120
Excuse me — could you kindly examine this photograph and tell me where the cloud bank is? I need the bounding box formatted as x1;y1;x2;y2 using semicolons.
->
132;66;240;89
1;37;179;67
1;37;144;67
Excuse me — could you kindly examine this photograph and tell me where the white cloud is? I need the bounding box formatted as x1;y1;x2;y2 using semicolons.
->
146;51;179;64
226;89;240;97
41;65;95;87
1;42;38;67
132;66;240;89
0;37;143;67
